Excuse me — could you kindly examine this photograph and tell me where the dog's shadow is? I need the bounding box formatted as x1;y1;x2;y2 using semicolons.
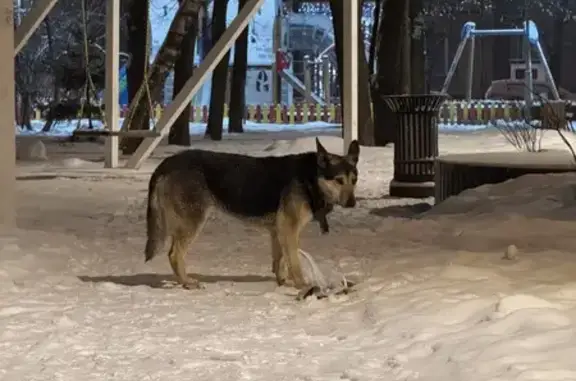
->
78;273;275;289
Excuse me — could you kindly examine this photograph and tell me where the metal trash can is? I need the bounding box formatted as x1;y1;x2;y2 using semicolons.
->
382;94;447;198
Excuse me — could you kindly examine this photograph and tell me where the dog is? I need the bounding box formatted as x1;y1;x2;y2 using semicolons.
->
144;137;360;290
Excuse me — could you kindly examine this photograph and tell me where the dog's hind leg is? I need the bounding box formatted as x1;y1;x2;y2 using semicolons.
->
167;209;210;289
168;231;196;289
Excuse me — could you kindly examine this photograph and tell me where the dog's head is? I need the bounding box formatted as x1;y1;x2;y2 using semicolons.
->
315;137;360;208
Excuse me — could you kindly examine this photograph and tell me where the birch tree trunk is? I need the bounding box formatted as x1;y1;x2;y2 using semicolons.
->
121;0;204;154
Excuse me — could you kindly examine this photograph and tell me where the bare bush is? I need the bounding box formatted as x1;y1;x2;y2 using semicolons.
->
494;118;545;152
493;100;546;152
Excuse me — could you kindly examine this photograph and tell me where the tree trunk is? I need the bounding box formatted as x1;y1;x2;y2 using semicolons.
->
228;0;248;133
550;18;564;84
122;0;150;154
121;0;203;154
409;0;425;93
200;0;212;60
205;0;230;141
372;0;404;146
169;0;198;146
400;0;411;93
19;92;32;131
44;16;59;103
368;0;382;76
329;0;374;146
492;1;512;81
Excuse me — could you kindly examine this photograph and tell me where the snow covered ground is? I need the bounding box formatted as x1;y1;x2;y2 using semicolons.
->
16;118;495;138
16;119;342;137
4;131;576;380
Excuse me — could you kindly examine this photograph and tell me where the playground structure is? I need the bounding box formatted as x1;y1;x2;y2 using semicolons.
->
441;20;560;116
171;5;340;107
275;50;336;106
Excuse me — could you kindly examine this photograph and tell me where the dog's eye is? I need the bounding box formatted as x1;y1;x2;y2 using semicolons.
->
335;178;344;185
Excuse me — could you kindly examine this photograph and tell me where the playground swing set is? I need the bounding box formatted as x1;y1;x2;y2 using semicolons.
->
440;19;560;119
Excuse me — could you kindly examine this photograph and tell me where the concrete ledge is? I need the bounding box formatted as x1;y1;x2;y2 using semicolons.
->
434;150;576;203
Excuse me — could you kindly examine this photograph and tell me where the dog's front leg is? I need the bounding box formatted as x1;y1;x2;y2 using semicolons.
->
276;224;306;289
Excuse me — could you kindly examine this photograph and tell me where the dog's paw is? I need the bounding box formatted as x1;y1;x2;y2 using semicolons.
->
182;281;205;290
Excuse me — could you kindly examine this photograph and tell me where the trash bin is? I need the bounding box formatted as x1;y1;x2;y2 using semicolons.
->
382;94;447;198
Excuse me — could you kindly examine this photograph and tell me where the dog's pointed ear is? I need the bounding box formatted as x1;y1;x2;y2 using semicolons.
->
346;140;360;165
316;137;329;168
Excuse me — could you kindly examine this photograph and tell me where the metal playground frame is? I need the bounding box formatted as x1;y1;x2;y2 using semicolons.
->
441;20;560;116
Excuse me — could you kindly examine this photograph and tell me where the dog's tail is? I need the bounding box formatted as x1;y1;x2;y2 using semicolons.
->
144;172;167;262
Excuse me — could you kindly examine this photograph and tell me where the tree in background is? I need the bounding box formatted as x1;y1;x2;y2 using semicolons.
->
410;0;426;93
228;0;249;133
371;0;406;146
14;0;106;130
492;0;516;81
169;0;199;146
205;0;230;140
121;0;202;153
544;0;576;84
367;0;382;76
122;0;151;154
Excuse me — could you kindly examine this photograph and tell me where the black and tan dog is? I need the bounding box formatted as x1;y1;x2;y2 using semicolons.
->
144;138;360;290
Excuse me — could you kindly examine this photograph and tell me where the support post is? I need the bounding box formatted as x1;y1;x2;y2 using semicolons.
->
465;36;475;100
534;41;559;100
104;0;120;168
303;54;312;103
343;0;358;150
14;0;58;55
441;38;468;94
0;0;15;226
272;11;282;104
322;55;331;104
125;0;266;169
523;36;533;120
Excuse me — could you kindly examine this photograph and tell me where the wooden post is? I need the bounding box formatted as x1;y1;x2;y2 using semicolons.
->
272;11;282;104
343;0;358;149
14;0;58;55
104;0;120;168
125;0;266;169
322;54;331;104
0;0;15;226
303;54;312;103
